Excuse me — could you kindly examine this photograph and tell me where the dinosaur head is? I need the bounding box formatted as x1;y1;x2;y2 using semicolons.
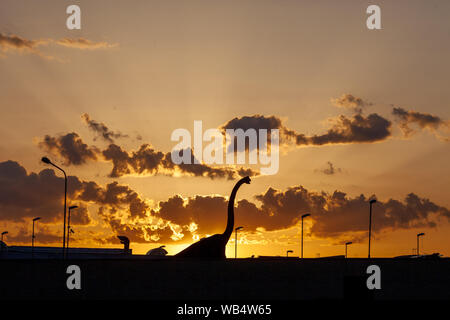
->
241;176;251;184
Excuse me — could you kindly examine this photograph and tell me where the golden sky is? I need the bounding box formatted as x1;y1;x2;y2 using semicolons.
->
1;0;449;257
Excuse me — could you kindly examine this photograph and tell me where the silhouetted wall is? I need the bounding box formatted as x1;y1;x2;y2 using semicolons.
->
0;258;448;300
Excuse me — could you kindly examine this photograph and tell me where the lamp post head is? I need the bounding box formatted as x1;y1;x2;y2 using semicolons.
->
370;199;377;204
69;205;78;210
302;213;311;218
345;241;353;245
33;217;41;222
41;157;51;164
1;231;8;235
235;226;243;231
417;232;425;237
287;250;293;253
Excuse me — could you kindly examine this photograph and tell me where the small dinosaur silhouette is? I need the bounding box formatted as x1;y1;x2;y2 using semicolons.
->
175;176;251;259
146;245;168;256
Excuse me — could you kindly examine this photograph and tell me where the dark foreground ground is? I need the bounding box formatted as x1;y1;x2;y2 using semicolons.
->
0;258;448;300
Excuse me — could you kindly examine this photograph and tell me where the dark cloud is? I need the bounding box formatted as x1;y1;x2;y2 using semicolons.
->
37;131;258;179
0;161;170;243
254;186;449;242
221;115;290;151
82;181;149;219
5;225;61;245
102;144;258;179
392;107;449;139
222;115;284;133
81;113;128;143
0;161;91;224
69;205;91;225
223;113;392;148
102;143;164;177
331;94;372;113
0;160;150;224
156;195;229;235
305;113;392;145
172;148;251;180
38;133;98;165
316;161;342;175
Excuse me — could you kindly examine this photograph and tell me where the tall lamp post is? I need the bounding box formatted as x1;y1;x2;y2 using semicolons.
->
301;213;311;259
1;231;8;253
345;241;352;258
235;226;243;258
368;199;376;258
42;157;67;258
32;217;41;258
67;205;78;255
417;232;425;256
286;250;293;257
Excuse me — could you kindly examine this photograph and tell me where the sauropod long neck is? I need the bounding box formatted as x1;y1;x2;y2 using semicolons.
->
223;181;243;240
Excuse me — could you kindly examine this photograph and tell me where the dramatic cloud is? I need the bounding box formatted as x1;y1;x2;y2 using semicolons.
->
38;133;99;165
221;94;398;149
0;161;172;244
102;143;165;177
102;144;258;179
331;94;372;113
151;185;450;244
221;114;295;151
392;107;449;140
37;130;258;179
315;161;342;175
254;186;449;243
222;115;284;133
6;225;61;245
223;113;392;148
81;113;128;143
0;161;91;224
2;161;449;246
56;38;118;50
305;113;392;145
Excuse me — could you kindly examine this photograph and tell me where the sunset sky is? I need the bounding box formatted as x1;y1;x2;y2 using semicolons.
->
1;0;449;258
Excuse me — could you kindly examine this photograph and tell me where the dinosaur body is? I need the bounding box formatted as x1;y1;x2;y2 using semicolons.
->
175;176;251;259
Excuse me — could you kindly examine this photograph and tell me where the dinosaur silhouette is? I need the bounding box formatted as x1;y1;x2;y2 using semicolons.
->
146;245;168;256
175;176;251;259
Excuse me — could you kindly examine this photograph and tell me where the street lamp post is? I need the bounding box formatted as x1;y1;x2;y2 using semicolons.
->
417;233;425;256
1;231;8;253
42;157;67;258
67;206;78;255
1;231;7;242
32;217;41;258
301;213;311;259
286;250;293;257
368;199;376;258
345;241;352;258
235;226;243;258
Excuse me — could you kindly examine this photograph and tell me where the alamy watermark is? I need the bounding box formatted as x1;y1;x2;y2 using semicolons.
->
171;121;279;175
